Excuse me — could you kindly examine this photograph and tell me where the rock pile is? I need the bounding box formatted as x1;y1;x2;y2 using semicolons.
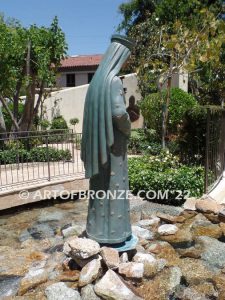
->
1;197;225;299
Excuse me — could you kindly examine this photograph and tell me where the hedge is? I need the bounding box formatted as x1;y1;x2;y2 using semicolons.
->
0;147;72;164
128;152;204;206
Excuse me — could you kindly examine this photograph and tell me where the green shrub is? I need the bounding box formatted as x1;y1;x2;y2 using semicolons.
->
128;129;162;155
169;88;198;133
0;147;71;164
48;116;69;143
70;117;79;126
128;129;149;154
139;93;163;138
29;147;71;162
51;116;68;131
128;152;204;205
173;105;208;164
0;148;29;164
139;88;198;136
40;119;50;130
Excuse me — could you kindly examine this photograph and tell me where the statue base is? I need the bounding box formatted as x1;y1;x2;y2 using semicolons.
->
100;234;138;252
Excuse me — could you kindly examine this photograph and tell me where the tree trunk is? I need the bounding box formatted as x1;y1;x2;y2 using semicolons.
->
18;40;35;132
0;104;6;133
162;63;173;149
19;74;36;132
0;96;20;131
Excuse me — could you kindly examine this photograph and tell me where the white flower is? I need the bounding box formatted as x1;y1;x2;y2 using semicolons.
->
155;17;159;21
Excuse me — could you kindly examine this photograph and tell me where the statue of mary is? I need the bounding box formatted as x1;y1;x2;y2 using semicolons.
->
81;35;134;245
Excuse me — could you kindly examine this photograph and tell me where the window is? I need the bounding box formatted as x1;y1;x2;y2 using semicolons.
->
88;73;94;83
66;74;75;87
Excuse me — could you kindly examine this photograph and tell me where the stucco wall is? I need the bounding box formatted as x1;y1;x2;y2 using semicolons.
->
160;69;188;92
43;73;143;133
44;85;88;133
122;73;144;129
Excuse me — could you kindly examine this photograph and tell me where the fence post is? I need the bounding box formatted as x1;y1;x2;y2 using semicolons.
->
46;134;51;181
72;131;75;163
204;108;210;193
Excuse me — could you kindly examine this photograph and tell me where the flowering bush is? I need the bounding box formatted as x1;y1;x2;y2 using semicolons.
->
128;151;204;205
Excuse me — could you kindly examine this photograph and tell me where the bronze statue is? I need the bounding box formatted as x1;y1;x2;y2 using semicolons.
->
81;35;134;246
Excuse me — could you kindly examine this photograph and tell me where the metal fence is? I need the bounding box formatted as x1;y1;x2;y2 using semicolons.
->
205;108;225;192
0;130;84;191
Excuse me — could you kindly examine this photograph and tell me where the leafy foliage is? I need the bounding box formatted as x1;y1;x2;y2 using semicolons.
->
50;116;68;130
0;147;71;164
140;88;198;137
128;128;161;155
118;0;225;102
2;102;24;131
128;152;204;205
39;119;50;130
70;118;79;126
0;15;68;132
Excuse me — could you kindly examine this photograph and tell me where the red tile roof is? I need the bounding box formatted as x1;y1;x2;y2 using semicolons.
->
60;54;103;69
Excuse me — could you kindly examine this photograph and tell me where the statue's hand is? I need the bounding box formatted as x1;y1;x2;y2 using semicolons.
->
112;113;131;137
111;77;131;137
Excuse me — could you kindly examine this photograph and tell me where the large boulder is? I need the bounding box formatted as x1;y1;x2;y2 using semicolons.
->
100;247;120;269
45;282;81;300
158;224;178;235
79;259;102;287
81;284;101;300
183;198;197;211
137;218;160;228
62;225;85;238
195;236;225;269
132;253;161;278
132;226;154;240
66;238;100;259
156;213;185;224
94;269;143;300
118;262;144;279
195;199;222;214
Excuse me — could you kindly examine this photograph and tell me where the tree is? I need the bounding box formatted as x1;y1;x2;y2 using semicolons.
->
118;0;156;32
70;117;79;133
0;16;67;133
0;105;6;133
118;0;225;147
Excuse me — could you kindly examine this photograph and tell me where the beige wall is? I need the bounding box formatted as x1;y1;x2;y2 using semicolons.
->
43;73;143;133
122;73;144;129
160;69;188;92
44;85;88;133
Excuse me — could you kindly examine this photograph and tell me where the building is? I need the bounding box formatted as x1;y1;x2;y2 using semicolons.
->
57;54;103;88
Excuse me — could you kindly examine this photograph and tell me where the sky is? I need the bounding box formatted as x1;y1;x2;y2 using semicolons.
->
0;0;126;55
